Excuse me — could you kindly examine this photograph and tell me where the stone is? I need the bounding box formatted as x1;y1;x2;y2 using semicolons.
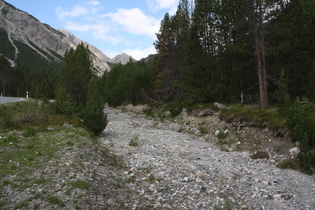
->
213;102;230;110
195;171;205;178
273;194;282;200
289;147;300;157
154;202;162;208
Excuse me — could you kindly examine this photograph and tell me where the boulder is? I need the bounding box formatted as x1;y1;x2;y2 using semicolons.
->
213;102;230;110
289;147;300;157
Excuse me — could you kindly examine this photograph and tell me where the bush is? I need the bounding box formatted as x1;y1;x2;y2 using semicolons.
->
274;69;291;114
80;76;107;135
0;106;14;127
55;86;75;116
0;101;55;128
286;98;314;152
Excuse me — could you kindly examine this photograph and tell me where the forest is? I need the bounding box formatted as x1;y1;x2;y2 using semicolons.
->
102;0;315;108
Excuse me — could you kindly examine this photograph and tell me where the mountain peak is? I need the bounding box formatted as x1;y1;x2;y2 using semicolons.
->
112;53;137;64
0;0;113;75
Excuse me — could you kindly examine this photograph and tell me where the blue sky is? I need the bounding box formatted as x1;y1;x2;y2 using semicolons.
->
5;0;179;60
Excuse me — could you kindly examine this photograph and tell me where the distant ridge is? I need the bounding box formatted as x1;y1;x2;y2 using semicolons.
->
0;0;137;74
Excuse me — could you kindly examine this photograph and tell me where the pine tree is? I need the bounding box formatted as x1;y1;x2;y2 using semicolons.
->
0;55;11;96
266;0;315;98
274;69;290;114
81;75;107;135
59;43;93;106
307;62;315;101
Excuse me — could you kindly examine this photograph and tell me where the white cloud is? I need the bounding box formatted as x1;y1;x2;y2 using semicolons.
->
86;1;101;6
56;5;88;19
64;21;120;44
146;0;179;12
106;8;160;38
122;46;156;60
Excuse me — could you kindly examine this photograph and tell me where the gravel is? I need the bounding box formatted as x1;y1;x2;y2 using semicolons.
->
1;107;314;209
103;107;315;209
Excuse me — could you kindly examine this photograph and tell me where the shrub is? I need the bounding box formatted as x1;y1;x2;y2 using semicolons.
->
129;135;139;147
80;76;107;135
274;69;291;114
55;86;75;116
0;106;14;127
286;98;314;152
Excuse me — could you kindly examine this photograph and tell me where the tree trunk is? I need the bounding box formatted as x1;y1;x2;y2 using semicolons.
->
249;0;268;109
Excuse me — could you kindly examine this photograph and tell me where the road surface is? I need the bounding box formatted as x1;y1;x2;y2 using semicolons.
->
0;97;26;104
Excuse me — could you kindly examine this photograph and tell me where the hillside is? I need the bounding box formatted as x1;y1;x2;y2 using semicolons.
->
0;0;137;74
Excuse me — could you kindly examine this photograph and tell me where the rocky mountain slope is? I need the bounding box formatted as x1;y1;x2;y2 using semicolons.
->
112;53;136;64
0;0;135;74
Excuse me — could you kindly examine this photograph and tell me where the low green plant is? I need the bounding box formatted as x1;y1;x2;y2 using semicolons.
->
14;200;29;209
198;126;208;134
0;201;7;208
22;126;37;137
70;180;90;190
148;174;155;183
125;176;136;183
217;131;228;139
47;196;65;207
129;135;139;147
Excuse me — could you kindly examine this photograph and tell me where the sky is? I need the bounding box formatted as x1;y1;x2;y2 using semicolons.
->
4;0;180;60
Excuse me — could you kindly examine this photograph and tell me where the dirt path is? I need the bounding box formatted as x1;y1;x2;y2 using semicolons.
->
103;108;315;209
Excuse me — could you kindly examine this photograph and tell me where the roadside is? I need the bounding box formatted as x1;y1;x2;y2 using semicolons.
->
0;97;26;104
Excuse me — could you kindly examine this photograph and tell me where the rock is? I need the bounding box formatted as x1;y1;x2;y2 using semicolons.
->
195;171;205;178
281;193;293;200
154;202;162;208
250;151;269;159
162;203;172;209
198;108;214;117
214;130;220;136
213;102;230;110
273;194;282;200
63;123;72;128
164;111;171;116
289;147;300;157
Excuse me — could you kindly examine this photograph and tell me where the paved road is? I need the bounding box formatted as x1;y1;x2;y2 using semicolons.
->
0;97;26;104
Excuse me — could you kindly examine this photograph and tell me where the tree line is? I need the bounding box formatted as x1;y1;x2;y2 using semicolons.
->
1;0;314;137
102;0;315;108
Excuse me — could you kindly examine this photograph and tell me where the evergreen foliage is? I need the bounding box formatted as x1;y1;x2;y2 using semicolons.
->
55;43;107;135
0;55;11;96
80;76;107;135
55;86;75;116
59;43;93;106
274;69;290;114
307;62;315;101
103;60;155;106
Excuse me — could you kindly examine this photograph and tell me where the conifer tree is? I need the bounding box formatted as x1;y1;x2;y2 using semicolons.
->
59;43;93;106
81;75;107;135
0;55;11;96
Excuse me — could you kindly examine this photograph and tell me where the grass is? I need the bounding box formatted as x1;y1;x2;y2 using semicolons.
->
220;104;286;130
129;135;139;147
47;196;65;207
70;180;90;190
0;101;103;208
